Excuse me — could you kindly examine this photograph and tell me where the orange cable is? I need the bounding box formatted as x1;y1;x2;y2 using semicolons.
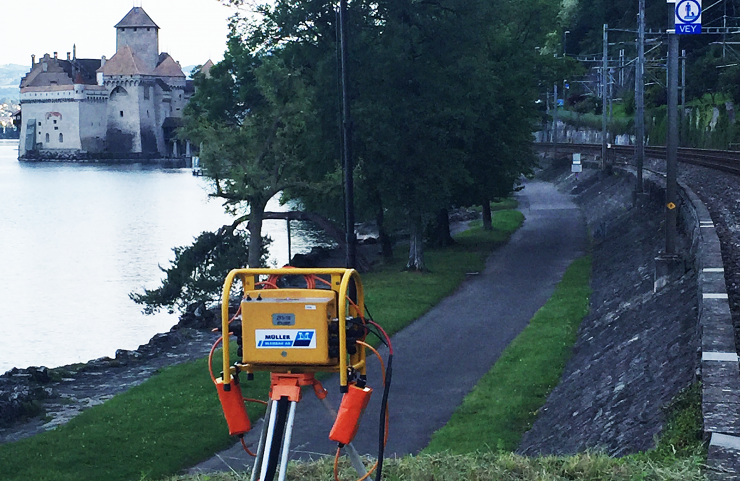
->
334;446;341;481
207;304;243;383
240;437;257;457
208;336;222;384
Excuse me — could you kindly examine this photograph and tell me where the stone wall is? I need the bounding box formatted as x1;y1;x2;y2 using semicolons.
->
518;168;700;456
678;180;740;480
79;100;107;153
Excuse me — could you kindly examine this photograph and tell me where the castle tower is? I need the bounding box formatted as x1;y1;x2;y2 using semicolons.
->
115;7;159;72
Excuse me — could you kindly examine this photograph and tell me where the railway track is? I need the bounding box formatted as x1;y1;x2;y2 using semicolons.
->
534;142;740;176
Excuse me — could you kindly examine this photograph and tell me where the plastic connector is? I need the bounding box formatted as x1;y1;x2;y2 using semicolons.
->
216;376;251;436
329;383;373;446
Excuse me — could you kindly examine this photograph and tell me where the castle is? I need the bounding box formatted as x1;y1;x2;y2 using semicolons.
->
18;7;204;160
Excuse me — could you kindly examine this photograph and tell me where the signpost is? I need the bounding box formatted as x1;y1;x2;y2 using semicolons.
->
675;0;702;34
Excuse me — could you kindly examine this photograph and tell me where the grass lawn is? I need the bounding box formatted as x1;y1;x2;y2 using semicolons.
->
0;209;523;481
423;256;592;454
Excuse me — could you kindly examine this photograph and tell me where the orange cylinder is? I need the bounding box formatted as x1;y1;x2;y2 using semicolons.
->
329;384;373;445
216;377;251;436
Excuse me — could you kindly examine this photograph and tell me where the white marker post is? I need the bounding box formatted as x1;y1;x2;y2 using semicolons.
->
571;153;582;175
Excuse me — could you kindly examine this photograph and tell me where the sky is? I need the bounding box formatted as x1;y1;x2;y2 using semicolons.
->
1;0;240;69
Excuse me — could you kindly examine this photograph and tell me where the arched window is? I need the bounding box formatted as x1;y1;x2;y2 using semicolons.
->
110;86;129;98
45;133;49;143
59;133;63;143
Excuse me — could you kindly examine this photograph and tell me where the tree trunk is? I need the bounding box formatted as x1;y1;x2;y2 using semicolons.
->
376;203;394;262
405;213;426;271
248;203;267;268
482;195;493;231
432;208;455;246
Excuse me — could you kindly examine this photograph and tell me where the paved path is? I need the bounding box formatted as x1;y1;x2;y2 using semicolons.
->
189;179;586;474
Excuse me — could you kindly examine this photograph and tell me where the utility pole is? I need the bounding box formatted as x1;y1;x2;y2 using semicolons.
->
602;24;608;169
681;49;686;145
666;31;679;255
636;0;645;192
655;5;681;293
339;0;355;269
553;83;558;159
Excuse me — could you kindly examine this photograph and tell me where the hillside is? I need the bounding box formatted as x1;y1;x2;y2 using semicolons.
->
0;64;27;102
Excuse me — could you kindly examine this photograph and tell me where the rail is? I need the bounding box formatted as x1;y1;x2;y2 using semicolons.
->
534;142;740;175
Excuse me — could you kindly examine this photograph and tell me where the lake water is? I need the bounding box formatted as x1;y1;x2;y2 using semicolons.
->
0;141;334;373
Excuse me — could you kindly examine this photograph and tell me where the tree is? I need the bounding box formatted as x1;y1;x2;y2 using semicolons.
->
184;37;318;268
129;223;264;314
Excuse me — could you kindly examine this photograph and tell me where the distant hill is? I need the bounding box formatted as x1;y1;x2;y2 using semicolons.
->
0;64;27;102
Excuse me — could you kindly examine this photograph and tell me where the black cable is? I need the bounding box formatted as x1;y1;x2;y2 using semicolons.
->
345;317;389;347
376;354;392;481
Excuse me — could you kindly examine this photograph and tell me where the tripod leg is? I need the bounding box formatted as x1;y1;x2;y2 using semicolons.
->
277;401;297;481
250;400;273;481
261;396;290;481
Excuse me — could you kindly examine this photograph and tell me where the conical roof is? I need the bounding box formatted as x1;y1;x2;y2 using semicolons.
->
115;7;159;29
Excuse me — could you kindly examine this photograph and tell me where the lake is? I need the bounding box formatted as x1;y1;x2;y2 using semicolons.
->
0;140;333;373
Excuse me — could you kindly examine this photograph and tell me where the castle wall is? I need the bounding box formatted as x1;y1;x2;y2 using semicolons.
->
106;82;142;153
137;82;159;154
19;87;82;153
79;99;107;153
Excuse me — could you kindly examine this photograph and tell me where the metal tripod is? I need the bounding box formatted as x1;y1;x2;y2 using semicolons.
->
249;373;372;481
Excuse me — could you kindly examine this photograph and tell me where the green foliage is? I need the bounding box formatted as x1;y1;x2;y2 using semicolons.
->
215;0;556;271
642;382;705;462
184;40;319;268
557;110;632;135
130;227;264;314
423;256;592;454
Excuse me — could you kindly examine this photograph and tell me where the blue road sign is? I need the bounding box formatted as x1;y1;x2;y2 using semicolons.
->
675;0;702;34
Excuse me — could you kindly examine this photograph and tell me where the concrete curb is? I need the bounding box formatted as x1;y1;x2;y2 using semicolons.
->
677;180;740;480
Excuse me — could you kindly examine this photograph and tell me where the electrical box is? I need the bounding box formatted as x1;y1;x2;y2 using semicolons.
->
241;289;337;366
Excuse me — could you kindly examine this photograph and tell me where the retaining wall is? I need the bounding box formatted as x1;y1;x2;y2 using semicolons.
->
630;168;740;479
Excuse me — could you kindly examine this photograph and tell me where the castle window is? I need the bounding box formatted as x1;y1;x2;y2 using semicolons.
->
38;122;41;126
134;28;137;32
120;111;124;117
144;87;150;100
59;133;63;143
53;120;57;124
45;133;49;143
54;127;58;130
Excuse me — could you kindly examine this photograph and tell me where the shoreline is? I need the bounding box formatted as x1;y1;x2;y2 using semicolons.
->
0;320;219;444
